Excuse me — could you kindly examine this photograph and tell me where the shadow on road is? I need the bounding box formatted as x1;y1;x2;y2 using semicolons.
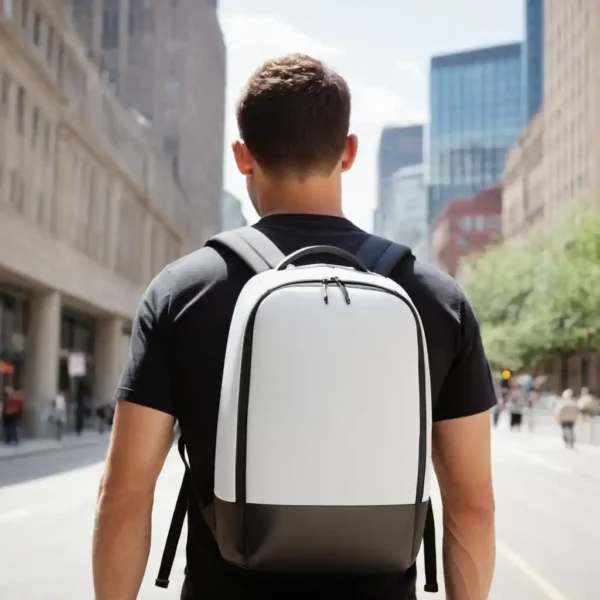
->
0;442;109;488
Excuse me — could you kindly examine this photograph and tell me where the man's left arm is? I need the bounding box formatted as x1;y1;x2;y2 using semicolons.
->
93;402;174;600
93;270;176;600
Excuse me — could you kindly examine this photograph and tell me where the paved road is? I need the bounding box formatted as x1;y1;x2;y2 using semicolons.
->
0;427;598;599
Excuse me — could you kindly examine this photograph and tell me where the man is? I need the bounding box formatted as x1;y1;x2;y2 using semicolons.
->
93;54;496;600
555;389;579;448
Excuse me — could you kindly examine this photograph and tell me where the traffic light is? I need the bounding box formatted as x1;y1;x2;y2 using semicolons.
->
500;369;511;389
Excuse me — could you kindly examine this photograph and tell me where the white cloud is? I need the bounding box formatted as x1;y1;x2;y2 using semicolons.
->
396;60;424;81
223;14;345;59
349;83;426;127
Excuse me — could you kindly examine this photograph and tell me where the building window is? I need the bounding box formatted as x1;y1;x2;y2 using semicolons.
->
16;178;24;213
1;73;10;108
21;0;28;29
31;106;39;148
57;42;64;83
43;121;51;158
16;86;25;134
33;11;41;45
36;193;44;224
8;170;17;206
47;25;54;63
3;0;14;19
102;9;119;48
459;216;473;231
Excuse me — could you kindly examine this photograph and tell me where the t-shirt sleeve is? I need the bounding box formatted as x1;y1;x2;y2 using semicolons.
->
115;268;175;416
433;289;497;422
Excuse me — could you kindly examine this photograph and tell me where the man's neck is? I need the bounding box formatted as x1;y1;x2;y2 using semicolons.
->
261;205;345;218
257;182;344;218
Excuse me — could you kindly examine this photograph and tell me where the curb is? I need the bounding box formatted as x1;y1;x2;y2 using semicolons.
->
0;435;108;461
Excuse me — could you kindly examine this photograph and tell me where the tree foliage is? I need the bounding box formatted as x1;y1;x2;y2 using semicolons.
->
460;205;600;370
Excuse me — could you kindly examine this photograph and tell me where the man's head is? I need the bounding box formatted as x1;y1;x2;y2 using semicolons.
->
233;53;357;215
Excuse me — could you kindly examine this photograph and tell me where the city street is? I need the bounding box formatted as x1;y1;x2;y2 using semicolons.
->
0;426;599;599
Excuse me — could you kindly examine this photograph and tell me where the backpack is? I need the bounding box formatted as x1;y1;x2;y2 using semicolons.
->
156;226;438;593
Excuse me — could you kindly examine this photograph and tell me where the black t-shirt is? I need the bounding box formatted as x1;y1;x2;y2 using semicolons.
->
116;214;496;600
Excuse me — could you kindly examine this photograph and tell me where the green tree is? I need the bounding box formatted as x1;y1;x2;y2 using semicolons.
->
462;204;600;370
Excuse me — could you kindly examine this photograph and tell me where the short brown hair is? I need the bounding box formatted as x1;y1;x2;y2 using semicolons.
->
236;54;351;176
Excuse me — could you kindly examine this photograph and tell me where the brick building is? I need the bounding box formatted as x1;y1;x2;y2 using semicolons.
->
431;185;503;276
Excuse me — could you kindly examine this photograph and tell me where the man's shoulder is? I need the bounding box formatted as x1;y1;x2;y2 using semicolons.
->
395;257;463;320
162;245;235;293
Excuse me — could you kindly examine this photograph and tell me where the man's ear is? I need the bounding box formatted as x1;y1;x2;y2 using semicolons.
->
232;141;253;176
341;134;358;173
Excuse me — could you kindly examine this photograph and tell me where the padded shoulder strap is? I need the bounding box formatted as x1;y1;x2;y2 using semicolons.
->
356;235;412;277
207;226;285;274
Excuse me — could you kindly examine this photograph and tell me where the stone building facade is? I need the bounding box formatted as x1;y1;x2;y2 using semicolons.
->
0;0;189;435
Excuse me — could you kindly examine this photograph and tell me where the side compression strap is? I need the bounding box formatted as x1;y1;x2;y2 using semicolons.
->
423;500;439;593
156;438;216;589
355;235;411;277
207;226;285;274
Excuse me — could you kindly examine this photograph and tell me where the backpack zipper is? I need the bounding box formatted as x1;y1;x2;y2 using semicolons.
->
333;277;351;305
321;279;329;305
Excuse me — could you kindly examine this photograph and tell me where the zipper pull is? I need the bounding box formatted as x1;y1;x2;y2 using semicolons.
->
322;279;329;305
334;278;351;305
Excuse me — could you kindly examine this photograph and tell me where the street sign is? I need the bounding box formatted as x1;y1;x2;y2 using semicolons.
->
68;352;86;378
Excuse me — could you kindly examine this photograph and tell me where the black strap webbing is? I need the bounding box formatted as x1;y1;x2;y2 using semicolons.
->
356;235;412;277
156;438;216;589
207;226;285;274
423;500;439;593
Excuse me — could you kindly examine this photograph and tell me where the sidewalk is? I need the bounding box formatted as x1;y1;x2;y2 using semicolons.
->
0;431;108;460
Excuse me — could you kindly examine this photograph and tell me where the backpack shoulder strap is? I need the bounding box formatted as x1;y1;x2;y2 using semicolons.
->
207;226;285;274
356;235;412;277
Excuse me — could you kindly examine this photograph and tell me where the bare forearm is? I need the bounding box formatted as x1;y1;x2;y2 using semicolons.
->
442;506;495;600
93;491;153;600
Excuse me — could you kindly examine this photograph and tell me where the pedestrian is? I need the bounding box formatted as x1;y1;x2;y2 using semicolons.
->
50;391;67;440
96;404;107;434
508;386;525;431
578;387;598;419
554;389;579;448
93;54;496;600
2;387;23;445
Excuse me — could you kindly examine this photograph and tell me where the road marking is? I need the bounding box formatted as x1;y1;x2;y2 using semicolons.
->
497;540;567;600
0;509;29;524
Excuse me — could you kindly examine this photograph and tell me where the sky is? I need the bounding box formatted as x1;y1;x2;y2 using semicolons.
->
218;0;524;231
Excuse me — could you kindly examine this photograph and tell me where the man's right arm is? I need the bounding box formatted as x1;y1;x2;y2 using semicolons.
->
431;291;496;599
433;413;495;599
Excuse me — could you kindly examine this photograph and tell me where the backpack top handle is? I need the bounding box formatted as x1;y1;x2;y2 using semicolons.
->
275;245;369;273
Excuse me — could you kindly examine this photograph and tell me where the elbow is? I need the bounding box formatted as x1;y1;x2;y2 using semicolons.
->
442;488;495;523
96;476;154;515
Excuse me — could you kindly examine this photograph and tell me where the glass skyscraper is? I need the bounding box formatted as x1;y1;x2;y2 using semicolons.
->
524;0;544;120
374;125;423;234
428;43;524;226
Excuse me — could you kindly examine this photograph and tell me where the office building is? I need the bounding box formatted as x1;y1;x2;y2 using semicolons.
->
504;0;600;244
502;111;545;244
0;1;187;435
431;185;503;276
221;191;247;231
67;0;227;246
374;125;423;235
380;165;428;262
523;0;544;120
428;44;524;227
543;0;599;219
